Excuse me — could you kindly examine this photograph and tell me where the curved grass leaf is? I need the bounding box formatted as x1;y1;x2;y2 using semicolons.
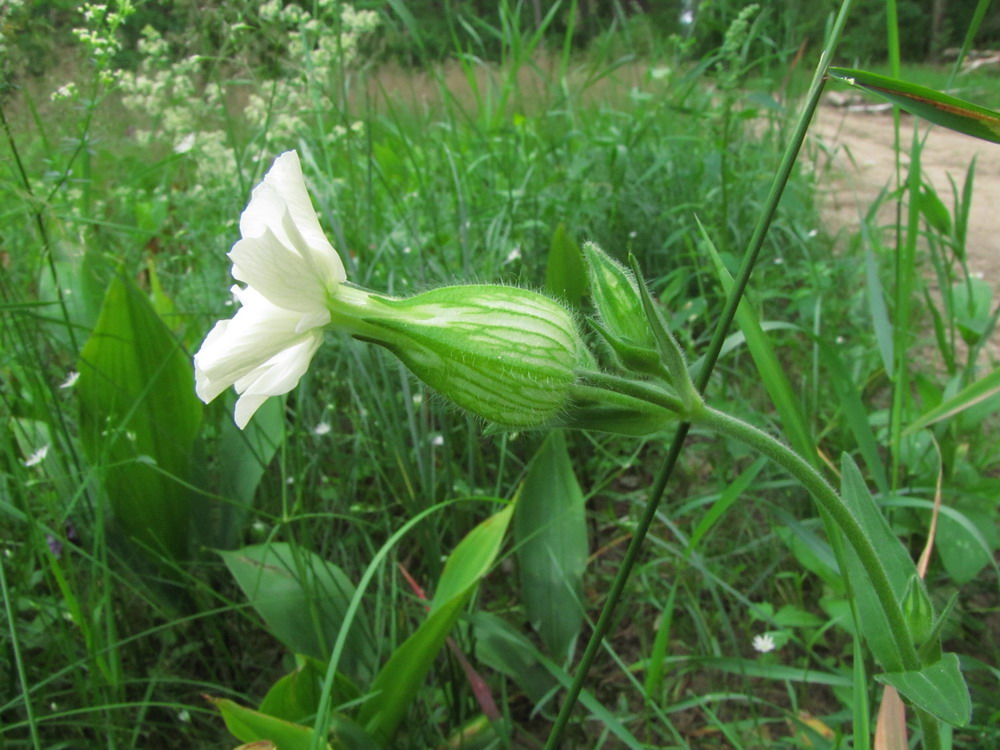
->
828;67;1000;144
903;366;1000;434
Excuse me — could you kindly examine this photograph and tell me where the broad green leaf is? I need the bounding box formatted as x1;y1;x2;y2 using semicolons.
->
514;431;587;662
828;67;1000;144
919;182;952;235
936;508;998;585
953;277;994;346
220;543;375;680
545;223;587;307
876;653;971;727
362;503;514;743
879;496;999;586
208;697;327;749
903;366;1000;434
258;657;361;725
839;455;919;673
77;275;201;561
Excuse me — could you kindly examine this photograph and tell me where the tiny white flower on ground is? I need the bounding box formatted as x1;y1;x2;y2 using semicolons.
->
194;151;346;429
24;444;50;467
313;422;332;436
752;633;776;654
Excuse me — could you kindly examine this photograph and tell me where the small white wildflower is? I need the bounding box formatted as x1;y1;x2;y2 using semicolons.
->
807;228;818;239
313;422;331;436
503;247;521;264
835;335;846;345
50;83;78;102
628;230;638;239
431;434;445;447
174;133;196;154
773;257;784;265
412;393;423;406
402;246;412;255
60;371;80;389
24;445;50;468
752;633;776;653
177;709;191;723
971;270;985;280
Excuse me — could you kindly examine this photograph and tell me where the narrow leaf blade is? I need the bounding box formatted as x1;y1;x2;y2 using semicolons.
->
828;67;1000;144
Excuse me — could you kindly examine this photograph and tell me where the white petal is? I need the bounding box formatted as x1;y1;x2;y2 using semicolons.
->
229;228;330;313
232;333;323;428
193;287;328;406
237;151;346;286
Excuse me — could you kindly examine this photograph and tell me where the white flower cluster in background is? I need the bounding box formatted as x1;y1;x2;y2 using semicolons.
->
106;2;378;188
72;1;135;86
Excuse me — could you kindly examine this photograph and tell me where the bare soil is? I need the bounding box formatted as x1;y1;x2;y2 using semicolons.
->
810;103;1000;360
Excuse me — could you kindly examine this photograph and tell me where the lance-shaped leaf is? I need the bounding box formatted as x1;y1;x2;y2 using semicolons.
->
876;652;971;727
514;431;588;663
828;67;1000;145
77;275;201;562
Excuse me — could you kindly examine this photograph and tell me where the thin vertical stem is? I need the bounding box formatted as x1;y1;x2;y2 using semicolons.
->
543;3;856;746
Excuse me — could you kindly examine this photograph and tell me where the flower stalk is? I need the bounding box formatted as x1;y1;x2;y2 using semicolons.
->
694;406;921;671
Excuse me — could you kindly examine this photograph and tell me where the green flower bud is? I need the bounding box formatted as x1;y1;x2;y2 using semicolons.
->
582;241;657;351
902;575;934;646
359;285;589;428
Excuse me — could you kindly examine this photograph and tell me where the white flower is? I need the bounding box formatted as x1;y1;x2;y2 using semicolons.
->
24;444;50;467
60;371;80;389
174;133;196;154
194;151;345;429
752;633;776;654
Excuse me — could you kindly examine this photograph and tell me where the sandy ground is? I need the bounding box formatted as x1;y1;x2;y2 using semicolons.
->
810;103;1000;361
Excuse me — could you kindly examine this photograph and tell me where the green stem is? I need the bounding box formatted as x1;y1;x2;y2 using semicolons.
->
543;4;858;747
695;405;919;672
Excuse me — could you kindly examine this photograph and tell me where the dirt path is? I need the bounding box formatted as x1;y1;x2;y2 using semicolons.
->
810;104;1000;361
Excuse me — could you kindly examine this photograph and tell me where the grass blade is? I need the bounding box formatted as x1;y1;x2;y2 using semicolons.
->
828;67;1000;144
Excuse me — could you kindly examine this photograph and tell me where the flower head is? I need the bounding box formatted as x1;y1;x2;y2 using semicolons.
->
752;633;776;654
194;151;343;428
